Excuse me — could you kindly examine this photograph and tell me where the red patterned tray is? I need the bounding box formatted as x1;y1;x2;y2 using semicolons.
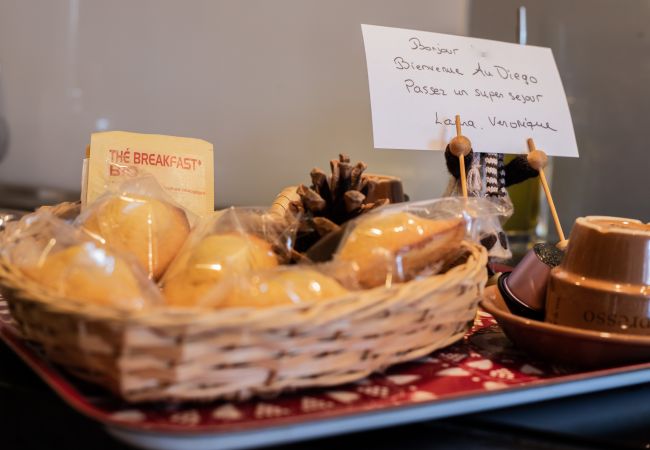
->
3;299;650;450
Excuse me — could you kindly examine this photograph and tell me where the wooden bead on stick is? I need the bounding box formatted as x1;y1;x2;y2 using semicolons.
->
527;138;566;244
452;114;471;198
449;136;472;157
527;149;548;171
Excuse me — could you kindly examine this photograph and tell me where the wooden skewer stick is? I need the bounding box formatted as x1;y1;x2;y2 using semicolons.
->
526;138;566;245
448;115;471;198
455;116;467;198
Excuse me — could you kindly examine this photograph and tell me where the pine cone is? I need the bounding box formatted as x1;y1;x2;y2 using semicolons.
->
298;154;388;226
291;154;391;253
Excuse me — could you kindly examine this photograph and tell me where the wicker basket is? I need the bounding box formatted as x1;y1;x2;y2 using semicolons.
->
0;241;487;403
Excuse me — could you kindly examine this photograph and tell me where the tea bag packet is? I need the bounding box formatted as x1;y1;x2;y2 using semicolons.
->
80;145;91;210
83;131;214;217
2;210;162;312
76;175;194;281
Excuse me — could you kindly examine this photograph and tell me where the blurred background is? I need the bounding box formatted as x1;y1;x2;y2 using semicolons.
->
0;0;648;238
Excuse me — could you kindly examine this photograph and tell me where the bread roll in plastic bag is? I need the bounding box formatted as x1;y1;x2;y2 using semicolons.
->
335;197;509;288
1;210;162;312
76;174;194;280
162;206;300;307
187;264;352;309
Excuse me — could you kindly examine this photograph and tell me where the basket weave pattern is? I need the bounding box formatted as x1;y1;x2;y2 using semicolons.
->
0;242;487;402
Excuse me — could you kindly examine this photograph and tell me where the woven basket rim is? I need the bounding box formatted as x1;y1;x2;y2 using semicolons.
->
0;240;486;328
2;239;488;402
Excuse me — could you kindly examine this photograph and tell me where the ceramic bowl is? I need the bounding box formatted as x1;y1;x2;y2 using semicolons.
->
546;216;650;335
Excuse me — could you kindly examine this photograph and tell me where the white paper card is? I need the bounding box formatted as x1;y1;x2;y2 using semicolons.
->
361;24;579;157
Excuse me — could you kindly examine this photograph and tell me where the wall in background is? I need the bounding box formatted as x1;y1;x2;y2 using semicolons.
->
2;0;649;232
0;0;469;207
470;0;650;234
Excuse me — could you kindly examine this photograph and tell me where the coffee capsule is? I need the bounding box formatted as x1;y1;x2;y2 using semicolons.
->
546;216;650;334
498;242;564;320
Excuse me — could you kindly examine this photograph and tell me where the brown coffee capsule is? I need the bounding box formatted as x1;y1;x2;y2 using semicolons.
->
546;216;650;334
499;243;564;320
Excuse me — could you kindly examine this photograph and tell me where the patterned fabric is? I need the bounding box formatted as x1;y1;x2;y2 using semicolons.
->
443;151;513;260
498;153;507;197
484;153;500;197
466;152;483;197
483;153;507;198
0;304;569;433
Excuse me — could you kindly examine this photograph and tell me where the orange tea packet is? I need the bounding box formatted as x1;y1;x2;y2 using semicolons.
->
82;131;214;217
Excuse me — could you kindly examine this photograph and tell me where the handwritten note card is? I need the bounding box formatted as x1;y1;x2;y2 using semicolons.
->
361;24;578;157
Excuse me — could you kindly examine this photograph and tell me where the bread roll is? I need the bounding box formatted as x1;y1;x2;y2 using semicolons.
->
164;233;278;307
337;212;465;288
217;268;348;308
81;194;190;280
22;243;152;311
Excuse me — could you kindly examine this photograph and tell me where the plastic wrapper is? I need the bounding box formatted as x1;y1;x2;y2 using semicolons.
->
1;209;163;312
0;210;26;234
161;207;301;307
180;262;354;309
334;197;510;289
36;201;82;223
75;175;195;281
443;174;514;260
